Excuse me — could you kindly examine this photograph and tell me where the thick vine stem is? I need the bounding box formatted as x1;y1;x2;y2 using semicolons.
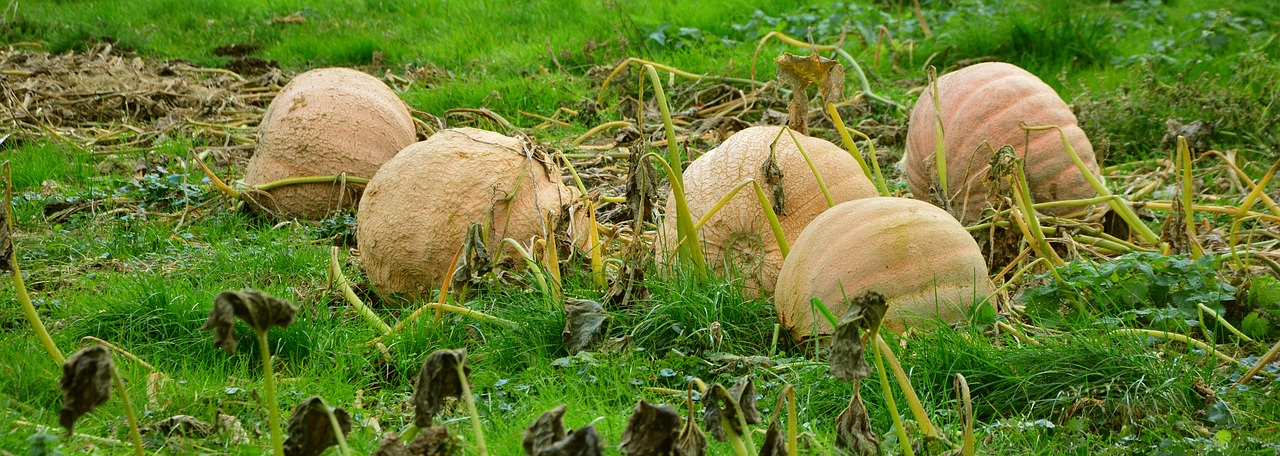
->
1110;329;1237;365
109;365;145;456
329;247;392;335
873;336;915;456
259;331;285;456
457;361;488;456
5;161;66;366
875;335;939;439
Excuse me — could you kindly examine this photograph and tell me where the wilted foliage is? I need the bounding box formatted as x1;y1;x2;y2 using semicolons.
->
523;404;568;454
563;298;608;354
371;427;454;456
829;292;888;381
201;289;298;352
59;345;114;434
701;377;761;442
618;400;681;455
283;396;352;456
412;348;470;427
835;389;879;456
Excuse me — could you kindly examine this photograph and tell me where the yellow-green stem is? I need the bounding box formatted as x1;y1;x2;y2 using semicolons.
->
875;334;938;439
1176;137;1203;259
588;201;605;290
81;336;156;372
1196;303;1254;344
252;175;369;192
644;153;706;275
1013;160;1065;267
849;128;889;197
329;248;392;335
190;152;241;199
785;386;798;456
258;331;285;456
1110;329;1237;364
596;58;763;105
1021;122;1160;244
873;336;914;456
928;67;949;198
503;238;551;302
322;404;350;456
786;129;835;208
456;361;488;456
5;161;65;365
109;365;145;456
1236;160;1279;218
1235;338;1280;386
956;374;974;456
825;103;880;194
558;153;589;196
571;121;633;146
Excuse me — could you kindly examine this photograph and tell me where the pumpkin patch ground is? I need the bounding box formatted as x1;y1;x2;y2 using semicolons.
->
2;1;1279;454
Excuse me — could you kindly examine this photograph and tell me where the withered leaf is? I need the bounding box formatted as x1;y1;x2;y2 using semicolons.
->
142;415;214;438
371;427;454;456
538;425;606;456
618;400;681;455
412;348;470;427
775;52;841;135
450;222;492;295
627;151;659;227
675;387;708;456
563;298;609;355
761;145;786;216
835;389;879;456
818;64;845;109
59;345;114;434
523;404;568;454
830;292;888;381
775;52;839;89
758;419;787;456
201;289;298;352
701;377;760;442
283;396;352;456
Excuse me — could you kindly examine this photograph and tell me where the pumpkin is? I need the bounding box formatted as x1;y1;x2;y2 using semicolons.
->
774;197;992;340
357;128;579;298
658;126;878;295
905;62;1101;224
245;67;416;219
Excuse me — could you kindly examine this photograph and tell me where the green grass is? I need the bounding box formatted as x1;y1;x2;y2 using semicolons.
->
3;0;1280;454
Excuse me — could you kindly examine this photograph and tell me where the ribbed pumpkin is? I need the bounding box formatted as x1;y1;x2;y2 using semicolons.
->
658;126;878;295
774;197;992;340
245;68;415;219
905;62;1101;224
357;128;579;298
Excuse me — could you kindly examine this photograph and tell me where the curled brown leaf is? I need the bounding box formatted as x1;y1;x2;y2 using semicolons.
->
830;291;888;381
675;387;708;456
758;418;787;456
538;425;605;456
618;400;681;455
283;396;352;456
201;289;299;352
563;298;608;355
523;404;568;455
372;426;455;456
836;389;879;456
59;345;114;434
701;377;761;442
412;348;470;427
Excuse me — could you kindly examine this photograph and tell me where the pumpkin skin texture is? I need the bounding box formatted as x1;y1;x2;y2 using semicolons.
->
245;68;415;219
905;62;1101;224
774;197;992;341
658;126;878;296
357;128;579;299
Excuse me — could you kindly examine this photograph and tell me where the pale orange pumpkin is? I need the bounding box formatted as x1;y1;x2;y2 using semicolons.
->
657;126;878;295
245;68;415;219
905;62;1101;224
774;197;992;340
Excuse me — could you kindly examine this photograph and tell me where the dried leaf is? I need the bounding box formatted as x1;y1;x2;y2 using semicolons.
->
627;151;659;227
618;400;681;455
412;348;470;427
563;298;609;354
450;222;492;295
537;425;606;456
775;52;841;135
201;289;298;352
818;64;845;108
761;145;786;216
830;292;888;381
216;411;250;445
702;377;760;442
835;389;878;456
757;419;787;456
283;396;352;456
1160;184;1192;256
372;427;454;456
142;415;213;438
523;404;568;454
775;52;838;89
59;345;113;434
675;387;708;456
